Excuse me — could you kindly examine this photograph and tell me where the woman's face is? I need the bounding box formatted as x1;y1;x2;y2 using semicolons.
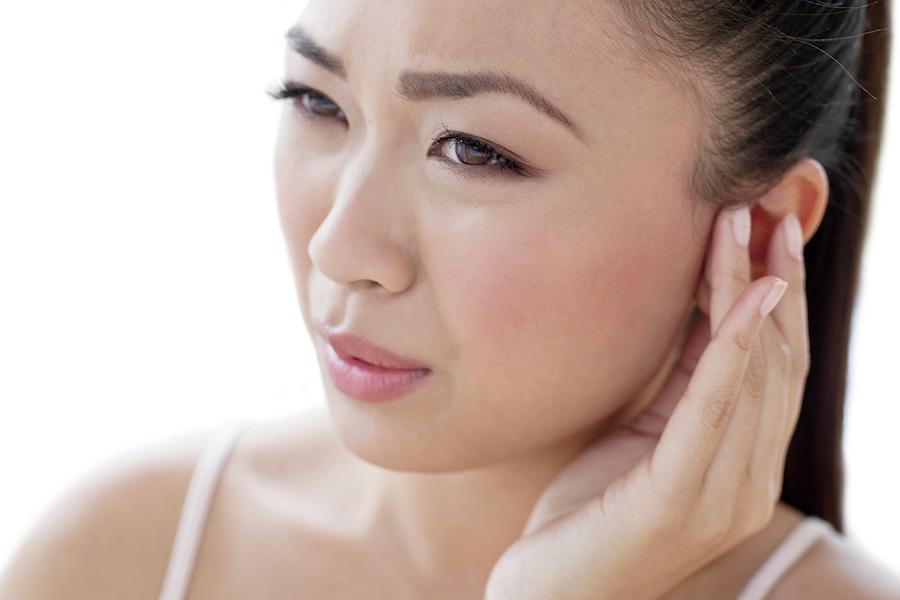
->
274;0;716;471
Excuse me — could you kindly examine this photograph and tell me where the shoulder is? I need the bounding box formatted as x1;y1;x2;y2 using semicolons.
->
770;526;900;600
0;424;217;600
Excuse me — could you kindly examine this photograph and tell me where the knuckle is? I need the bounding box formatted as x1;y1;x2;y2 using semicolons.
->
729;270;751;289
697;510;734;549
701;389;737;432
634;494;686;540
658;483;692;521
649;502;685;537
709;269;748;293
734;328;754;352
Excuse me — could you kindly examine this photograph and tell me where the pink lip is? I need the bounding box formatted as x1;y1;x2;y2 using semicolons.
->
316;322;430;370
316;321;432;402
323;342;432;402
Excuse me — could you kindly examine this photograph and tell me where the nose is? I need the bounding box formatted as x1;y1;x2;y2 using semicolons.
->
307;148;419;294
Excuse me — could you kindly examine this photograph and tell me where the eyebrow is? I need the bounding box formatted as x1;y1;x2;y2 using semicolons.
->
285;24;585;143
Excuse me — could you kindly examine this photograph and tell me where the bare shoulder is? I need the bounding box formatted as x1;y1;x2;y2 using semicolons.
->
181;407;394;599
770;528;900;600
0;424;217;600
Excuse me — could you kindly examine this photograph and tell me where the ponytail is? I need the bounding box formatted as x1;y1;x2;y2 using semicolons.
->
781;0;892;532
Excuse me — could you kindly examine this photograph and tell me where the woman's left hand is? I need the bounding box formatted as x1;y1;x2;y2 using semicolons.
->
483;206;810;600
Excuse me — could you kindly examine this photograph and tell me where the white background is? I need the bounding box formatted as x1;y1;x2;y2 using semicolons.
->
1;0;898;577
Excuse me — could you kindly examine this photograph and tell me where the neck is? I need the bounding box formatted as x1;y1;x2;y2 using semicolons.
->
364;420;607;590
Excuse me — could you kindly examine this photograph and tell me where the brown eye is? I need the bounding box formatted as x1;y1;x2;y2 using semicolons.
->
299;90;346;120
444;138;492;166
267;81;347;122
427;128;529;177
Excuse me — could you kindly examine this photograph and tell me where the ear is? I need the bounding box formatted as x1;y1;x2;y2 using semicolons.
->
695;157;829;316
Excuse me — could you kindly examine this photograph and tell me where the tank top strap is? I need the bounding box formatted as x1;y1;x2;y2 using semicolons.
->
735;514;837;600
158;420;252;600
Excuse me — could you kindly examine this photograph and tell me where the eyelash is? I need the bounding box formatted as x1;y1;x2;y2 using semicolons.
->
266;79;531;178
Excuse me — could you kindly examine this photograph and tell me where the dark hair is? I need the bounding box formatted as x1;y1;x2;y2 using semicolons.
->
612;1;891;532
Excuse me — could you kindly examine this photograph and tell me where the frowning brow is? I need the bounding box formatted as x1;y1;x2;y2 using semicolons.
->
285;25;348;79
285;24;584;142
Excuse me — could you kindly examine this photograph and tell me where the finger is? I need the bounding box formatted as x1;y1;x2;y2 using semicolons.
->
701;324;767;500
650;276;788;496
662;203;757;493
757;212;810;495
766;212;811;419
746;320;792;494
707;205;753;336
701;203;769;499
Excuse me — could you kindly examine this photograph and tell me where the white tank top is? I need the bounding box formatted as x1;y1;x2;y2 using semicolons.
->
157;420;837;600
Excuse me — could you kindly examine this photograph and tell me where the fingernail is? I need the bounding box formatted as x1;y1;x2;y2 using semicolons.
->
759;278;788;318
783;213;804;261
731;206;751;248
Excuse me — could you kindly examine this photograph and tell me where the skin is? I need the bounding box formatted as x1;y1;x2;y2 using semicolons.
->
483;202;803;598
271;0;832;597
5;2;900;599
278;0;689;583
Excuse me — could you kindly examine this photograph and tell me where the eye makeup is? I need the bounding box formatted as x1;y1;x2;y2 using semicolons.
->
266;78;540;179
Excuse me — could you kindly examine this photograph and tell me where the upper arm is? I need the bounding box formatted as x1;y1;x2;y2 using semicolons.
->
769;534;900;600
0;430;210;600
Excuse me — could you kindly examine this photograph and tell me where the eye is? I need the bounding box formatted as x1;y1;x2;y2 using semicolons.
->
427;125;530;178
266;80;533;178
267;79;347;123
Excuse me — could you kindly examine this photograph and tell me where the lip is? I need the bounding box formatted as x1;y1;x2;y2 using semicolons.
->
316;322;431;370
316;321;433;402
322;342;432;402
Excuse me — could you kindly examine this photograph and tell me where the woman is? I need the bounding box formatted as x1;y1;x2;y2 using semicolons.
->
2;1;898;598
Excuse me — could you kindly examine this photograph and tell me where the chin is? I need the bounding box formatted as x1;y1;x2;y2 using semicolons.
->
321;390;532;473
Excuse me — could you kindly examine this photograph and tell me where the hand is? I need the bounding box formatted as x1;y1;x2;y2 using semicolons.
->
484;205;809;600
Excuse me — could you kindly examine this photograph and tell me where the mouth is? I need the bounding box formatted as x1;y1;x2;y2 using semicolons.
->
335;351;427;373
321;337;432;402
316;321;431;371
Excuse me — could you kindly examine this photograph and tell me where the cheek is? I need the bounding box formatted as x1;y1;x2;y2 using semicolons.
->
433;214;627;388
432;203;701;410
273;127;340;333
273;124;336;275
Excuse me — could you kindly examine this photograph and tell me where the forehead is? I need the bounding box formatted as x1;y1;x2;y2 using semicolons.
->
295;0;703;178
302;4;670;108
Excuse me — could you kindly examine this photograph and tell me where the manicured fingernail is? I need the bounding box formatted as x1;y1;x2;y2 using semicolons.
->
731;206;751;248
759;278;788;318
783;213;804;261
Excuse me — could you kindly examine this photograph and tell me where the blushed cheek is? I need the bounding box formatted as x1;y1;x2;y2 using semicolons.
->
438;227;621;373
456;248;536;353
442;212;695;390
